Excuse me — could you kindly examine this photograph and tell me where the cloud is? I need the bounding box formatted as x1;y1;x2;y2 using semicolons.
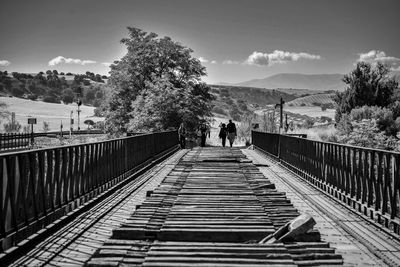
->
198;57;209;63
48;56;97;66
0;60;11;66
101;62;112;67
222;60;240;65
358;50;400;66
245;50;321;66
210;60;217;64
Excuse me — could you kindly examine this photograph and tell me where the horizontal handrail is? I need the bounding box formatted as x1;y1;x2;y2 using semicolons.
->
0;131;178;252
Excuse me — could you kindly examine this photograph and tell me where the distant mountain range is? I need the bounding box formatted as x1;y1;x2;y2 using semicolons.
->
230;71;400;91
235;73;345;91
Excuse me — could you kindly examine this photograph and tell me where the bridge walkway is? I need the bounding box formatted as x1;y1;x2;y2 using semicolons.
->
8;147;400;266
87;147;343;267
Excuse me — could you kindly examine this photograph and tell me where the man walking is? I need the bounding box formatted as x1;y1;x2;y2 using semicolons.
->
226;119;237;147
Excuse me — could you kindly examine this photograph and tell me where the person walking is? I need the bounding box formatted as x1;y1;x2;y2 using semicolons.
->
226;119;237;147
178;122;187;149
200;124;209;147
218;123;227;147
196;126;202;146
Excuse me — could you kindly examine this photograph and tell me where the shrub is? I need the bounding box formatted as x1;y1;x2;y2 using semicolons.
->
300;103;306;107
42;121;50;132
11;87;24;97
337;114;353;134
43;95;60;103
27;94;38;100
301;118;314;128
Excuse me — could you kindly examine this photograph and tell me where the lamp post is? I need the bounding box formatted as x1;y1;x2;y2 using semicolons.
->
77;98;82;132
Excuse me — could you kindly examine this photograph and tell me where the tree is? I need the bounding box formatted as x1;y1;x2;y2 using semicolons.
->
334;62;398;121
3;112;21;133
42;121;50;132
52;70;59;75
0;102;10;124
61;88;75;104
105;27;210;133
11;87;24;97
46;70;52;75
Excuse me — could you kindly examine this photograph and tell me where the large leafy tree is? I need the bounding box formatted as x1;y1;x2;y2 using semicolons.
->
105;27;213;133
334;62;398;121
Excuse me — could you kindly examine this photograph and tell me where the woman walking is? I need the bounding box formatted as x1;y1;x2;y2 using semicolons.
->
218;123;227;147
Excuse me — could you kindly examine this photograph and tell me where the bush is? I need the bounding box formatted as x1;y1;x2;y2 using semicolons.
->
302;118;314;128
312;102;322;106
42;121;50;132
27;94;38;100
11;87;24;97
300;103;306;107
43;95;60;103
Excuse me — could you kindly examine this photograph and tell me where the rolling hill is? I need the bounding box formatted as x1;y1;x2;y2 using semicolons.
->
287;93;335;107
236;73;346;91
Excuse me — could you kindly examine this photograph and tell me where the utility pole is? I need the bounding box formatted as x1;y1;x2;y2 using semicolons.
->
77;98;82;132
70;110;73;137
275;97;285;133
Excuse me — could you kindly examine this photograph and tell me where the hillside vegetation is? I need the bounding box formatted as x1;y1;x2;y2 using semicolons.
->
287;93;335;107
0;70;110;108
209;85;297;121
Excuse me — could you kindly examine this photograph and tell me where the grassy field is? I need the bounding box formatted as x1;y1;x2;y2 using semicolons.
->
0;97;104;132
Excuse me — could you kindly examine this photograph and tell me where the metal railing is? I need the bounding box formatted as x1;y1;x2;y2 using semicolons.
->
0;131;178;251
252;131;400;234
0;130;106;152
0;133;31;151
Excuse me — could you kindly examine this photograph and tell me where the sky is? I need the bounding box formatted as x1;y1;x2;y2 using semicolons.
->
0;0;399;84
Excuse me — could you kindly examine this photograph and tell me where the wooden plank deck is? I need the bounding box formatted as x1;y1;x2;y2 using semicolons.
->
87;147;342;266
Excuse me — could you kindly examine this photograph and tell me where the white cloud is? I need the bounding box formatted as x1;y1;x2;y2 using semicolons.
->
0;60;11;66
198;57;209;63
48;56;97;66
210;60;217;64
245;50;321;66
222;60;240;65
358;50;400;66
101;62;112;67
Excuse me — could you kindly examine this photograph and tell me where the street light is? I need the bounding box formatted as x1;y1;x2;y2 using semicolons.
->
76;98;82;132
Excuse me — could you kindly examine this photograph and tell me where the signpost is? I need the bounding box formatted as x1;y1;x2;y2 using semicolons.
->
77;98;82;132
28;118;37;146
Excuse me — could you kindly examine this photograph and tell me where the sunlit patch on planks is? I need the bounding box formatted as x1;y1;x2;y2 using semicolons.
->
87;147;342;266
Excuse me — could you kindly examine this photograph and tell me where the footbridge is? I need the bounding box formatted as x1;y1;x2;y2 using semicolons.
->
1;131;399;266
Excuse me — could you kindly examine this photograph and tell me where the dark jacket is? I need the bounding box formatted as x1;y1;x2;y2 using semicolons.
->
219;127;227;138
227;122;236;134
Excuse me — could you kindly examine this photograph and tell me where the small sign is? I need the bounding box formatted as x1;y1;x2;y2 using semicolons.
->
28;118;37;124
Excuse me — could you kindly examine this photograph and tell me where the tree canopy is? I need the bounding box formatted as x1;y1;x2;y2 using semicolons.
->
104;27;214;133
334;62;398;121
